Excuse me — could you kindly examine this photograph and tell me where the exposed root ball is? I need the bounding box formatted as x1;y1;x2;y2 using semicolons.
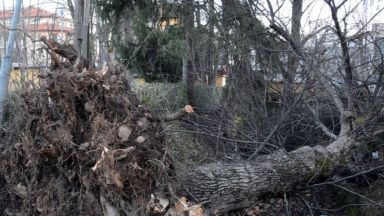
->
0;52;174;215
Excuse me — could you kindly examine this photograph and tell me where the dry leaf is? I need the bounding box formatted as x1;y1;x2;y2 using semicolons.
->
14;183;27;198
112;172;124;191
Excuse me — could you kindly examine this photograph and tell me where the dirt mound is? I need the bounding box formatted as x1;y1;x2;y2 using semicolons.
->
0;38;175;215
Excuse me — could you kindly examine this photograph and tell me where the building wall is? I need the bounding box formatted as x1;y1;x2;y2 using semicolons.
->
0;6;73;70
373;23;384;38
8;68;40;91
372;23;384;68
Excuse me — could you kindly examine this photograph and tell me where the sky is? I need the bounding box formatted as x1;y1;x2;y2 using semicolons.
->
0;0;71;17
256;0;384;34
1;0;384;33
1;0;63;9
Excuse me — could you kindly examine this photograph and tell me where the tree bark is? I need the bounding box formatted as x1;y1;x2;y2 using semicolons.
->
96;18;110;66
0;0;22;122
40;36;90;68
182;0;195;105
120;8;134;44
286;0;303;84
180;131;356;213
325;0;354;112
74;0;84;53
67;0;75;20
81;0;91;59
207;0;216;86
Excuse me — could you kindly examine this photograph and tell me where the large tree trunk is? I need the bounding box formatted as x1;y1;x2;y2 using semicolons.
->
325;0;354;112
119;8;134;43
180;126;356;213
286;0;302;80
67;0;75;20
207;0;216;86
96;18;110;66
179;1;371;214
81;0;91;59
74;0;84;53
182;0;195;105
0;36;371;215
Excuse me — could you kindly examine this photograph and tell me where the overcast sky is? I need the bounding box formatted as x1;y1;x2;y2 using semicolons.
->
1;0;384;33
1;0;70;17
1;0;62;9
256;0;384;34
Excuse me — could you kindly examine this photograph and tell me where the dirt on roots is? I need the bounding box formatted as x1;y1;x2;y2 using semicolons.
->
0;48;174;215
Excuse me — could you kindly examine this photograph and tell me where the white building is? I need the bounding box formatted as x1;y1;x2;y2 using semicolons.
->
0;6;73;67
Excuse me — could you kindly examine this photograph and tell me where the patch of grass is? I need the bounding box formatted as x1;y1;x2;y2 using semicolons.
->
166;123;208;169
131;81;220;168
131;81;222;114
131;81;188;114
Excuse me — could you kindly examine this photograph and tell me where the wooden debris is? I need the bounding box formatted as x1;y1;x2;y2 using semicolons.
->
13;183;27;198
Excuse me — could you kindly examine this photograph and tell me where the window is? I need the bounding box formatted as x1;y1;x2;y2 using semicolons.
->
32;17;40;24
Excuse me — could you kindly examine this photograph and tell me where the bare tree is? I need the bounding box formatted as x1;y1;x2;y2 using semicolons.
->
178;0;384;214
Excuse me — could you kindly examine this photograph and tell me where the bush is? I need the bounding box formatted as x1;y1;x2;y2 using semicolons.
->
131;81;188;114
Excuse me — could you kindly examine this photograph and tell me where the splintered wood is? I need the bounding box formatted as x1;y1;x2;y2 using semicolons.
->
147;195;203;216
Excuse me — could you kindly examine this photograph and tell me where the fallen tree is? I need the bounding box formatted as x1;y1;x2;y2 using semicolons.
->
180;131;357;213
0;37;203;216
0;37;380;215
175;0;384;212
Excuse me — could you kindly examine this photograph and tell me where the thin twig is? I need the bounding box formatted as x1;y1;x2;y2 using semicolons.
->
333;184;384;207
307;164;384;188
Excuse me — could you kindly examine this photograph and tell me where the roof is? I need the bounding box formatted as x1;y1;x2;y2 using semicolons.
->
0;6;73;33
24;22;73;33
23;6;57;18
0;22;73;34
0;6;58;19
0;10;12;19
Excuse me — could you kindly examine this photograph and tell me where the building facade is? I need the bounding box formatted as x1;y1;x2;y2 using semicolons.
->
373;23;384;62
0;6;73;89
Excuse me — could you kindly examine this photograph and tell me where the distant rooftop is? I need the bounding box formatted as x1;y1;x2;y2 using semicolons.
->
0;6;73;33
24;22;73;33
0;6;60;19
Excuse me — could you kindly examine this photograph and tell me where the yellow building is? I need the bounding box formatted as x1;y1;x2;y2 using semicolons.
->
8;68;40;91
216;75;227;87
159;18;180;31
